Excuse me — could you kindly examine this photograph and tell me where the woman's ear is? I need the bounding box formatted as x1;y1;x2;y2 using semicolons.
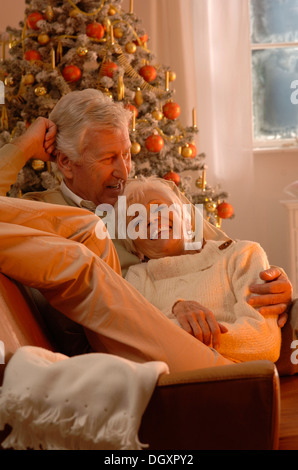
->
56;152;74;179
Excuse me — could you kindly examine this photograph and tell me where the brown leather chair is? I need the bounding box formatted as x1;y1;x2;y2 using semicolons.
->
0;273;282;450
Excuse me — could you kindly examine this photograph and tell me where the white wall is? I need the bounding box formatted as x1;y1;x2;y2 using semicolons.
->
2;0;298;284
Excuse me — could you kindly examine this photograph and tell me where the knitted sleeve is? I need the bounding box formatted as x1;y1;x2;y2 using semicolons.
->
216;241;282;363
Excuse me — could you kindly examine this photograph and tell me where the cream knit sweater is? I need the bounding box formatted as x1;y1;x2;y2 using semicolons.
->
125;239;281;363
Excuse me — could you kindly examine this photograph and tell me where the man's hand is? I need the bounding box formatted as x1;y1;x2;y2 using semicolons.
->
172;300;228;349
13;117;57;162
248;267;293;327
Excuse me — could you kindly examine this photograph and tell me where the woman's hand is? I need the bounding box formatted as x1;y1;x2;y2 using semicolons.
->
172;300;228;349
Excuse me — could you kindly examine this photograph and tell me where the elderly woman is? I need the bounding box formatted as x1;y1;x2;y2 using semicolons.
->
116;176;282;364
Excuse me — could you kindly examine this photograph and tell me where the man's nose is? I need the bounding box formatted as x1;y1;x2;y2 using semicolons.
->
112;155;130;180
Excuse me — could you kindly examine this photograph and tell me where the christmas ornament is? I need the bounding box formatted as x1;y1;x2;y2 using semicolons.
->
4;76;15;87
114;27;123;39
131;142;141;155
125;42;137;54
152;109;163;121
181;143;196;158
139;65;157;83
205;200;217;212
86;22;105;40
189;143;197;157
145;134;164;153
163;171;180;186
24;50;41;62
125;103;138;117
76;46;88;57
169;71;176;82
69;9;79;18
134;88;143;106
101;61;118;78
163;101;181;120
134;34;148;46
217;202;234;219
181;145;193;158
37;33;50;45
23;73;35;85
27;12;44;30
31;159;45;170
108;5;117;15
62;65;82;83
44;6;54;22
34;85;47;96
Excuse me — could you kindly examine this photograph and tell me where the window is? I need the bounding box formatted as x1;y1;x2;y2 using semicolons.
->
250;0;298;146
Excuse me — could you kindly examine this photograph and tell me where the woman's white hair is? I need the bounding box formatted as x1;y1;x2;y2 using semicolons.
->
115;176;189;256
49;88;132;161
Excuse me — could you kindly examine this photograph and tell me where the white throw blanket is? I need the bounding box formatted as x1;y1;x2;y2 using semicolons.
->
0;346;169;450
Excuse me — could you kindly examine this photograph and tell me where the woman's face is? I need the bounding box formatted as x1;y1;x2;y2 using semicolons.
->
126;187;192;259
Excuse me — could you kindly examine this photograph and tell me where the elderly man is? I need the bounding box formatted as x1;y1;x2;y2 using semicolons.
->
0;89;292;367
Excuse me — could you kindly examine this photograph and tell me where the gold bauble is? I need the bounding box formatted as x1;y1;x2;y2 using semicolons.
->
205;201;217;212
134;88;143;106
181;145;193;158
125;42;137;54
113;27;123;38
4;76;15;87
45;5;54;21
37;33;50;45
108;6;117;15
34;85;47;96
31;159;45;170
69;8;79;17
23;73;35;85
152;109;163;121
131;142;141;155
169;71;176;82
76;46;88;56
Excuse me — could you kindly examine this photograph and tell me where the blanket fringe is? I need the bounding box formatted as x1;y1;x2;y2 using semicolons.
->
0;391;146;450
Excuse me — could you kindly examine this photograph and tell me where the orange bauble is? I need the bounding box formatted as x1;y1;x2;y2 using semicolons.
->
163;171;180;186
125;103;138;118
163;101;181;120
86;22;105;40
62;65;82;83
101;61;118;78
217;202;234;219
27;12;44;30
134;33;148;45
188;143;197;157
145;134;164;153
139;65;157;83
24;50;42;61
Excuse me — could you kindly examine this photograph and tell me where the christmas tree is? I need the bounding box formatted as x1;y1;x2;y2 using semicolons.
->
0;0;233;226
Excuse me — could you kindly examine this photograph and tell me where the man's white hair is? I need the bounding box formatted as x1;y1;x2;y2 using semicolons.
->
49;88;132;161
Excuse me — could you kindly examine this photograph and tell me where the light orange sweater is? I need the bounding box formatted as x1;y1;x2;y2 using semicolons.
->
125;239;282;363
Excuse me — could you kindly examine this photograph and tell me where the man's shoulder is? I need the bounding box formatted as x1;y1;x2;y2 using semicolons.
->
22;188;70;206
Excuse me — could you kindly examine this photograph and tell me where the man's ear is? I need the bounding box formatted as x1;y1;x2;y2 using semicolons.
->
56;152;74;179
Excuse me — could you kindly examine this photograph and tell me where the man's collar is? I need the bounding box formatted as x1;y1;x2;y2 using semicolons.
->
60;180;96;212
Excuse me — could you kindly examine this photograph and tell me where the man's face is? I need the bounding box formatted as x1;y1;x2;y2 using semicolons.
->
60;126;132;206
